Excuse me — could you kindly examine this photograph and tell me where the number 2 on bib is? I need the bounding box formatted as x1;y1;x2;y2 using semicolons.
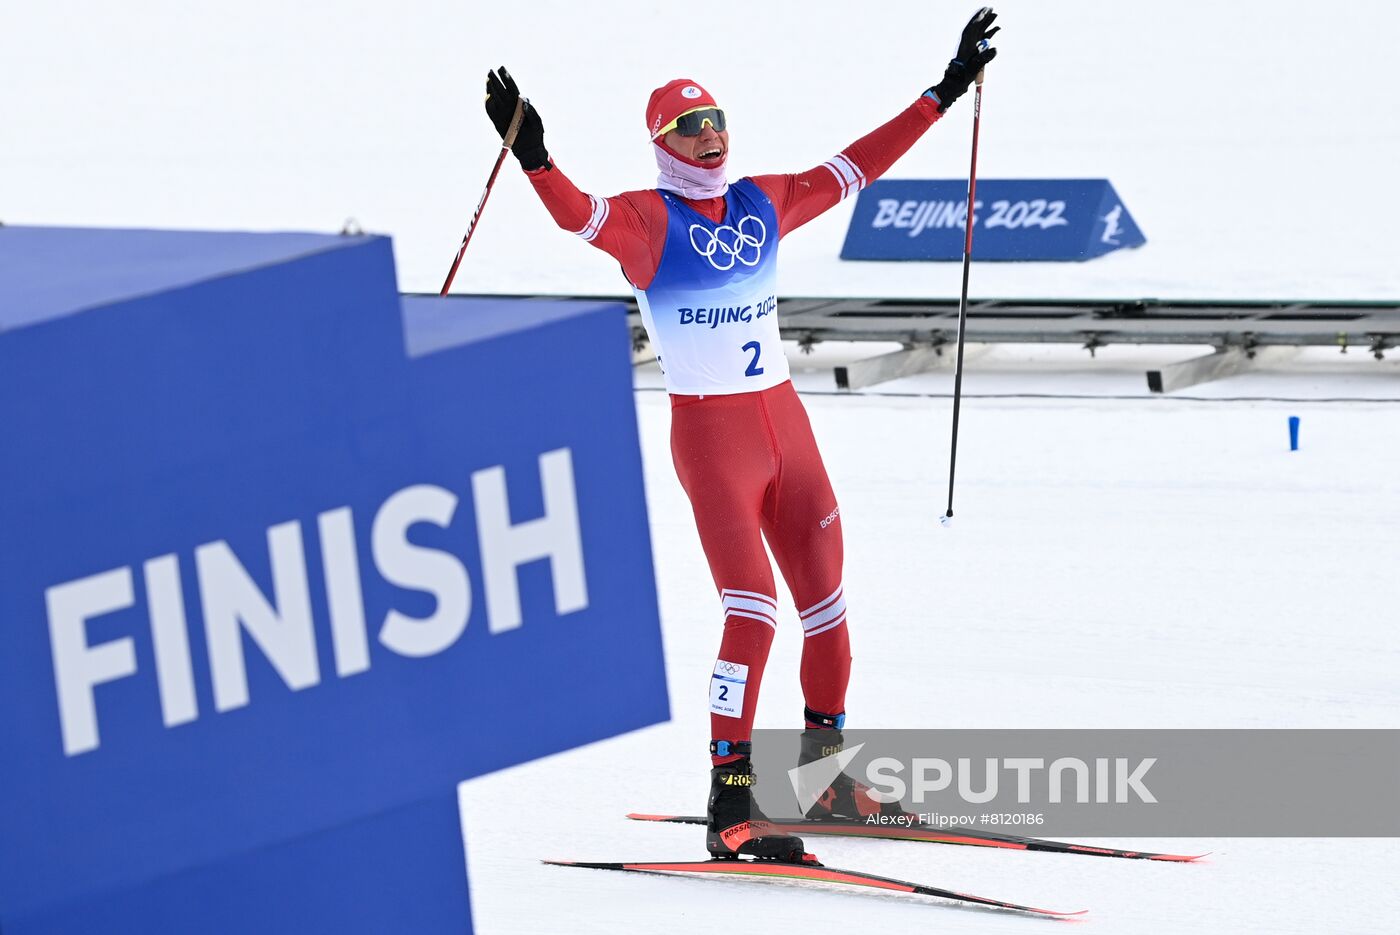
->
742;341;764;377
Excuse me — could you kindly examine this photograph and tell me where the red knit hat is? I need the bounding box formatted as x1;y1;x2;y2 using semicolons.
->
646;78;720;140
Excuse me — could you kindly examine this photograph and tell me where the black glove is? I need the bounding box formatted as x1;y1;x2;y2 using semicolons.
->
927;7;1000;112
485;66;551;171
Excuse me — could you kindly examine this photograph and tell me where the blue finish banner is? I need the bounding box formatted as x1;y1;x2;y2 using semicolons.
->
840;178;1145;261
0;228;669;932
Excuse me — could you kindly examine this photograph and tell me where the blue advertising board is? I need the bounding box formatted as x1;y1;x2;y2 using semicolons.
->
0;227;669;932
840;178;1145;261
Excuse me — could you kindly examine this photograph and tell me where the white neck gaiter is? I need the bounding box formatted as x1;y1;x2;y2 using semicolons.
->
653;142;729;200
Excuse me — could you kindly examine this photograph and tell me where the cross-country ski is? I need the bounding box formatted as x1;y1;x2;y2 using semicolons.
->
543;856;1087;917
626;813;1208;862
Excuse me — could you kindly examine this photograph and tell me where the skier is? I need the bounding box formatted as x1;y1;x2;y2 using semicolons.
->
485;8;999;861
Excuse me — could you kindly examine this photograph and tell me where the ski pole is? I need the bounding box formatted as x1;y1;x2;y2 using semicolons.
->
940;71;985;528
440;97;525;295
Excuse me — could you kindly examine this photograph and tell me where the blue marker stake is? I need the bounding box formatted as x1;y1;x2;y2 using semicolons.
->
1289;415;1300;451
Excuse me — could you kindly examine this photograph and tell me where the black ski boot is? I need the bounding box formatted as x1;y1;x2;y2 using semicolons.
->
707;744;807;862
799;709;912;822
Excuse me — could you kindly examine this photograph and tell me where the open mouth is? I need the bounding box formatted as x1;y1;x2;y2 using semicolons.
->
697;146;723;163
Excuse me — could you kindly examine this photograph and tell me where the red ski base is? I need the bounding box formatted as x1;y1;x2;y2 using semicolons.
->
543;856;1087;917
627;813;1208;862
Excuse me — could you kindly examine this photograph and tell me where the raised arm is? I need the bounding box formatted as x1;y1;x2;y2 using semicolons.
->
523;165;667;288
751;97;944;239
485;67;666;288
751;7;1001;238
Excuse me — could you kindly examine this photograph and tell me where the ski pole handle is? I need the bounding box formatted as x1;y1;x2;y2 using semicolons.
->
501;97;526;147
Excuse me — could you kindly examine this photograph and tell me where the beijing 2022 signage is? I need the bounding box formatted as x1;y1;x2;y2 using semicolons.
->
840;178;1145;262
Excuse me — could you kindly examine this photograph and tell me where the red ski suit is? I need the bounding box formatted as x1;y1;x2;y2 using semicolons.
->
525;95;945;761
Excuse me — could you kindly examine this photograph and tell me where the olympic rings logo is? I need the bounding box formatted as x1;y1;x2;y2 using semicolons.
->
719;662;740;675
688;215;767;271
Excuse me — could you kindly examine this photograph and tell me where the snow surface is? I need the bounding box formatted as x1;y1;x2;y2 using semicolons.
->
459;383;1400;934
7;1;1399;931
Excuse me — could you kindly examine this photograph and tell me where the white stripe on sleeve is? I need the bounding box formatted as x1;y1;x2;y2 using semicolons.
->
572;195;610;242
821;153;867;201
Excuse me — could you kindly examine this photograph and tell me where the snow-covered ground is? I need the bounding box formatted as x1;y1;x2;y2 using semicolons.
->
8;0;1399;931
460;365;1400;933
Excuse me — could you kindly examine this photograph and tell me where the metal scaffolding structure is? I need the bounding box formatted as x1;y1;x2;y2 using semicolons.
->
437;295;1400;392
767;297;1400;391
